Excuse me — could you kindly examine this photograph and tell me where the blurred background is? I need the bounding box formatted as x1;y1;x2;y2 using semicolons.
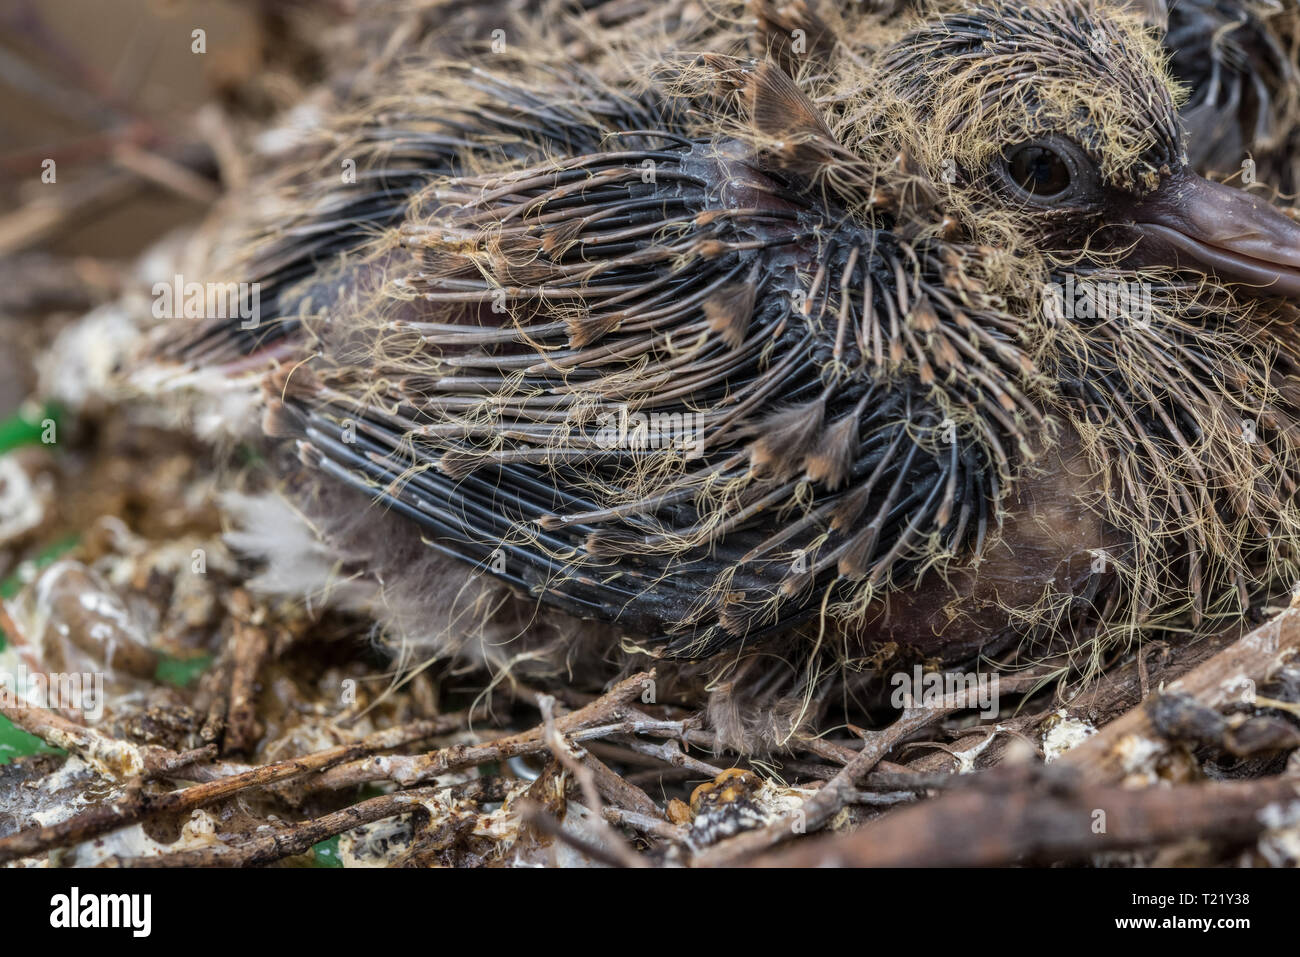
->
0;0;337;410
0;0;354;787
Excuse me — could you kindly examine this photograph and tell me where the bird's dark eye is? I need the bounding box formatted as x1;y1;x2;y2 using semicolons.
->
996;136;1101;207
1007;145;1071;197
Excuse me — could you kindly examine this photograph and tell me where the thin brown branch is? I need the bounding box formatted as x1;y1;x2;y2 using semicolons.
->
1062;606;1300;780
756;769;1300;867
516;799;628;869
0;711;473;865
222;606;270;755
311;671;657;791
109;779;510;867
0;688;204;781
602;806;690;845
539;694;646;867
694;705;946;865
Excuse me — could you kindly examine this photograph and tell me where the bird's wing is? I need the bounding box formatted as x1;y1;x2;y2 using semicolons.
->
152;0;873;375
260;56;1039;657
157;63;671;370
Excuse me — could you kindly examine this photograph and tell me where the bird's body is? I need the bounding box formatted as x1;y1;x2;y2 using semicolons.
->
149;0;1300;747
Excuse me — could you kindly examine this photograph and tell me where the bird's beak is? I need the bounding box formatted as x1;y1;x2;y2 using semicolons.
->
1124;169;1300;299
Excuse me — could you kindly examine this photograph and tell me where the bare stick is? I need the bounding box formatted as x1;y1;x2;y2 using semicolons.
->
581;751;662;819
1062;606;1300;781
111;779;509;868
756;770;1300;867
602;806;690;844
0;690;205;781
539;695;646;867
222;614;269;755
694;705;946;865
0;712;471;864
613;734;725;779
312;671;656;790
516;799;629;868
112;143;221;204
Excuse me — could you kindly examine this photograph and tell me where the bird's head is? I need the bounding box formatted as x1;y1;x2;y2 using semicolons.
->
874;0;1300;297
